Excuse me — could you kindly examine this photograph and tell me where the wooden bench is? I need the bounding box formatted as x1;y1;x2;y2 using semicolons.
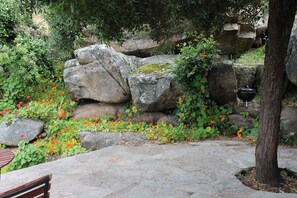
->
0;174;52;198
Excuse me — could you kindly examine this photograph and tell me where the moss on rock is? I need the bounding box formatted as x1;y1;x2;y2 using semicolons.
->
133;64;171;74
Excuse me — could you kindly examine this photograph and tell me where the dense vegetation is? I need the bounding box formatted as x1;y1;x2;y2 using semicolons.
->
0;0;295;182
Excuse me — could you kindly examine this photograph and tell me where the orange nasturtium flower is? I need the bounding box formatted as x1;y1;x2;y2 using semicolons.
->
236;128;243;137
179;98;183;105
66;140;74;148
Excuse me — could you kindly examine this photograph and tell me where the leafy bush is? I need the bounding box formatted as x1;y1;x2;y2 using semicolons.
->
0;0;18;44
174;36;219;87
173;36;232;132
7;140;46;171
0;33;53;102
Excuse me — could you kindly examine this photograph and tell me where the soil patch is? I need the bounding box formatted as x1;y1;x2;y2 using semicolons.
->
237;167;297;193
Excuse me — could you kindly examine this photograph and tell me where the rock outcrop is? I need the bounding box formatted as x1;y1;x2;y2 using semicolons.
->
286;22;297;86
64;44;138;103
0;118;44;146
216;23;256;55
111;35;187;57
207;61;237;105
234;65;257;88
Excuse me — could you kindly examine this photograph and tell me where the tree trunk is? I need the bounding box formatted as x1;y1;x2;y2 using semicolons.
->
255;0;296;186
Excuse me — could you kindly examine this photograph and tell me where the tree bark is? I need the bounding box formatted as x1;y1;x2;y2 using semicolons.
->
255;0;296;186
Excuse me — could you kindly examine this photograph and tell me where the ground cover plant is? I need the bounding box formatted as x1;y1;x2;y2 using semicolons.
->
235;46;265;65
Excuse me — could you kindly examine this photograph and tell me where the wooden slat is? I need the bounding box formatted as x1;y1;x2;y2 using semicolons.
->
0;174;52;198
0;149;14;168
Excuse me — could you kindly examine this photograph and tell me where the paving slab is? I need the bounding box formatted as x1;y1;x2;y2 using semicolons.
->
0;140;296;198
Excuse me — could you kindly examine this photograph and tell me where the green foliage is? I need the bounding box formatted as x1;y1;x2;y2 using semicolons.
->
236;46;265;65
7;140;46;171
282;95;297;107
279;132;297;146
124;103;140;117
173;36;231;133
21;0;264;56
174;37;219;86
0;0;18;44
145;122;218;143
0;33;53;102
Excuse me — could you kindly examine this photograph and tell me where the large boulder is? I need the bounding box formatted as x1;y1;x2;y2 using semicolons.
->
64;44;138;103
0;118;44;146
73;103;125;119
286;21;297;86
128;56;182;112
207;61;237;105
281;106;297;137
234;64;257;88
216;23;256;55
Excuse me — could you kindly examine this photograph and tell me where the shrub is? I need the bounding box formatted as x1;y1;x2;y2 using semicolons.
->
173;36;232;132
0;0;18;44
7;140;46;171
0;33;53;102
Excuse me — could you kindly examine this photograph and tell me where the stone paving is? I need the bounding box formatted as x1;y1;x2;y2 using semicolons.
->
0;140;296;198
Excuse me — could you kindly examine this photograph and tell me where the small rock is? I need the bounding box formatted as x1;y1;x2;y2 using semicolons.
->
227;114;253;129
157;115;179;126
78;132;147;150
125;112;167;124
281;106;297;137
73;103;125;119
0;118;44;146
232;102;260;118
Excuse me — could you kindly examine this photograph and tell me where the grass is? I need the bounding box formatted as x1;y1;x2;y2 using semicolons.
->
236;46;265;66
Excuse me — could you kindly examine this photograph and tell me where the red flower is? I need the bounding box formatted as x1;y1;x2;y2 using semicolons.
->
1;108;8;115
201;51;205;58
16;102;23;109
